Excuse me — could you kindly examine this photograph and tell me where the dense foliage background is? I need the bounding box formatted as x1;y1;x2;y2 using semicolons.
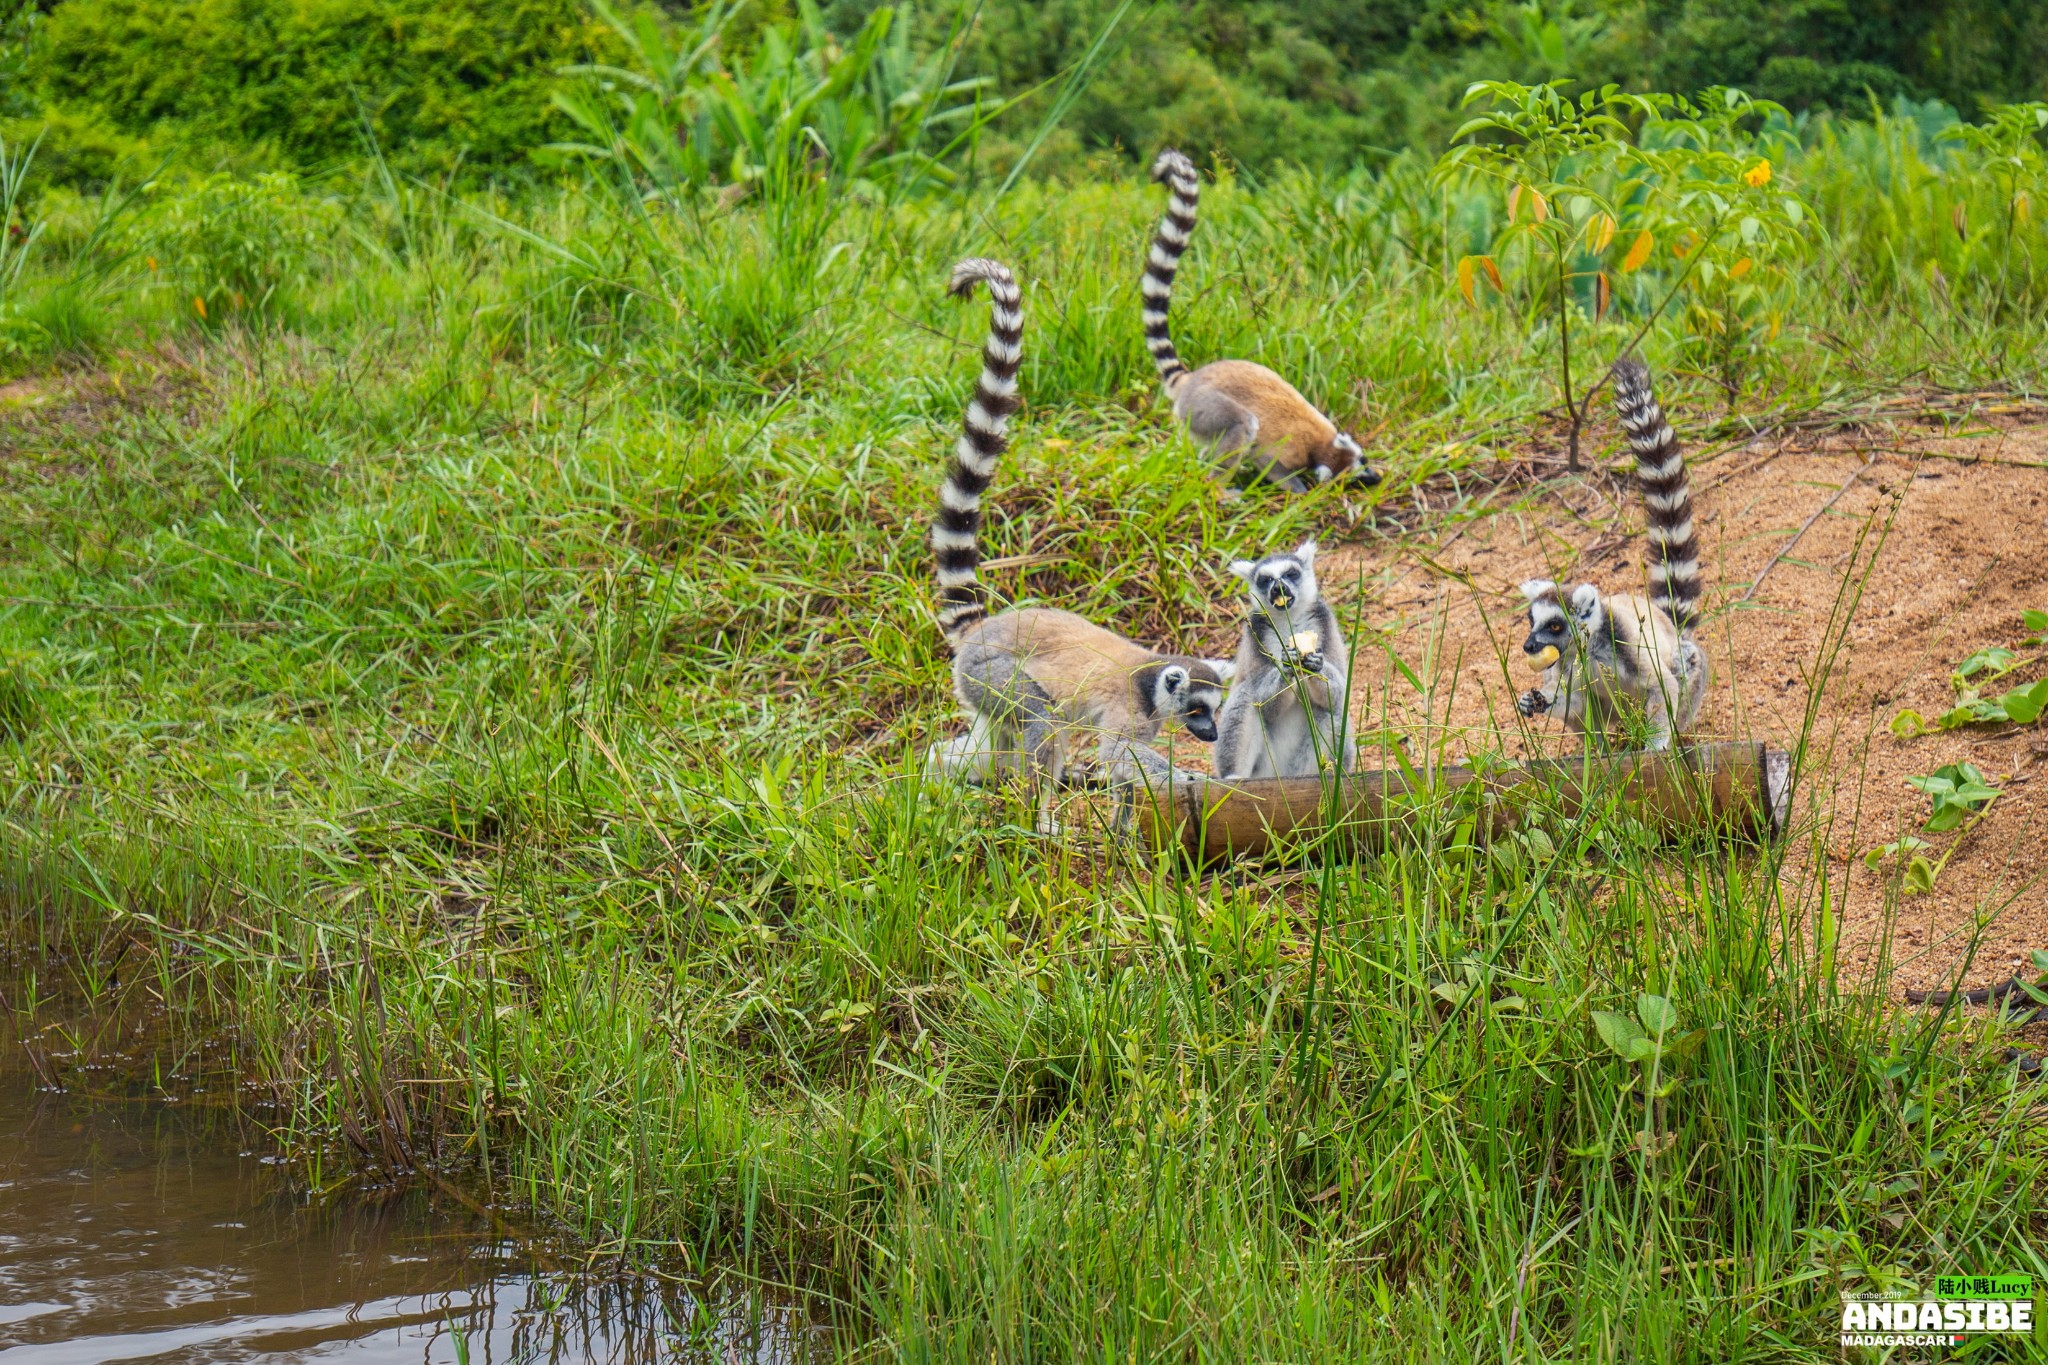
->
5;0;2047;183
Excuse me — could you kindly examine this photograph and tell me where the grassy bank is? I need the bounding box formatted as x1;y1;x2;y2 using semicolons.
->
2;114;2046;1359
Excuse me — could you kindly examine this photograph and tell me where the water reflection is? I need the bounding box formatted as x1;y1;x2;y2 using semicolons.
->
0;1051;831;1363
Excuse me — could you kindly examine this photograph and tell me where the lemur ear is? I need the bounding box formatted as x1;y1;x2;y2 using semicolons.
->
1206;658;1237;684
1161;665;1189;695
1570;583;1602;616
1518;579;1555;601
1293;538;1319;563
1227;559;1257;580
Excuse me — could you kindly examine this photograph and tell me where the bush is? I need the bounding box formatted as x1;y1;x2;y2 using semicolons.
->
0;106;167;197
131;172;342;323
30;0;621;178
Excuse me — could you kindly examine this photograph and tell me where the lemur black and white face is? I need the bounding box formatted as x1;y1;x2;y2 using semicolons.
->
1312;435;1383;487
1151;662;1226;742
1518;580;1603;658
1229;539;1321;618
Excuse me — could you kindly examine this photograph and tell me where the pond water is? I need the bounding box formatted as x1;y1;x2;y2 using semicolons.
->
0;1024;834;1364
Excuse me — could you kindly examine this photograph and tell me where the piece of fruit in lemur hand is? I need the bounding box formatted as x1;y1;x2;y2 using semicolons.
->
925;257;1229;831
1518;357;1710;751
1213;539;1358;780
1143;148;1381;495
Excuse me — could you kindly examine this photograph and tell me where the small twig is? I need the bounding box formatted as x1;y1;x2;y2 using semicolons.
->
1738;456;1876;604
977;552;1067;572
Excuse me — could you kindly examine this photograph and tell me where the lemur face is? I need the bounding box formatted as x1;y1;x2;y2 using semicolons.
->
1155;663;1225;742
1518;579;1602;656
1229;539;1320;616
1329;434;1382;486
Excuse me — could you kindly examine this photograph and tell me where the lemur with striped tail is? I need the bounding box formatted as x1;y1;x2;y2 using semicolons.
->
926;258;1229;830
1517;357;1709;751
1213;538;1357;781
1143;149;1379;493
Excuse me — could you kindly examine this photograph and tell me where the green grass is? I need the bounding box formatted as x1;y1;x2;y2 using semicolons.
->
0;121;2045;1362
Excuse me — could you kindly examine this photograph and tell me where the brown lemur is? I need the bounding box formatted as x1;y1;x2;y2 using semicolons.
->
1517;357;1709;751
1143;149;1381;494
925;258;1230;830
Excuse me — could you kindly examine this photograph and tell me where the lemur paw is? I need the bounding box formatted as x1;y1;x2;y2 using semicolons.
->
1299;651;1326;675
1517;689;1549;718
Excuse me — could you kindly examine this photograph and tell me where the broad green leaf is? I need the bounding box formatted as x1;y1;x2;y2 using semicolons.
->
1889;709;1930;738
1954;646;2015;680
1592;1011;1644;1058
1903;855;1938;893
1637;994;1680;1035
1910;761;1999;831
2022;609;2047;633
1865;836;1929;869
1996;678;2048;724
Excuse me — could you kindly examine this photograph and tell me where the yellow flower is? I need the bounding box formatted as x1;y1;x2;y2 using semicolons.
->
1742;160;1772;188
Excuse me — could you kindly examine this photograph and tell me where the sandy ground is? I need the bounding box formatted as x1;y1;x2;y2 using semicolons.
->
1316;406;2048;999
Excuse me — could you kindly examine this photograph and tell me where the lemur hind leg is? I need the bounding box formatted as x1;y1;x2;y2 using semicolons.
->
926;713;1011;785
1179;386;1265;481
955;654;1068;833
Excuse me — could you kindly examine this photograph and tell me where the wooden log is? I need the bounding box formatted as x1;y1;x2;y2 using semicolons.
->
1130;741;1791;864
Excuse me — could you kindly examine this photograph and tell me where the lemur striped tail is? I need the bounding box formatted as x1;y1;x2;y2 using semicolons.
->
1142;149;1199;392
932;258;1023;643
1611;356;1701;634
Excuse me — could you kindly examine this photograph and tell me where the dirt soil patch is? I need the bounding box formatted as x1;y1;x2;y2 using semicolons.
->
1321;415;2048;999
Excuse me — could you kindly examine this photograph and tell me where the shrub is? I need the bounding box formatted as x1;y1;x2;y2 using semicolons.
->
0;106;162;195
131;172;342;323
30;0;621;178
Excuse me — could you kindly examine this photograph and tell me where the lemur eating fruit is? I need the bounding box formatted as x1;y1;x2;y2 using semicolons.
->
1517;357;1708;751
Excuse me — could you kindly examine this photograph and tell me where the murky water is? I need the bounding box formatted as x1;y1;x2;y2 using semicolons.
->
0;1028;834;1363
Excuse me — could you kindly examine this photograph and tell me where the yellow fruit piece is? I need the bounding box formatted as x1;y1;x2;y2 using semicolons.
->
1292;631;1321;655
1527;645;1560;671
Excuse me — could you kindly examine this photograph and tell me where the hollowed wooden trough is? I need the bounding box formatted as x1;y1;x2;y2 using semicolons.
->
1129;741;1792;864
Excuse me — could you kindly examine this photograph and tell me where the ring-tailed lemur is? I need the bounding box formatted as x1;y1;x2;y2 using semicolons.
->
1516;357;1709;751
1144;149;1381;494
927;258;1229;830
1213;538;1357;780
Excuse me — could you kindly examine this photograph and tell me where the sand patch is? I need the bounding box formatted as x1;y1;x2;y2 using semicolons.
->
1319;416;2048;996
